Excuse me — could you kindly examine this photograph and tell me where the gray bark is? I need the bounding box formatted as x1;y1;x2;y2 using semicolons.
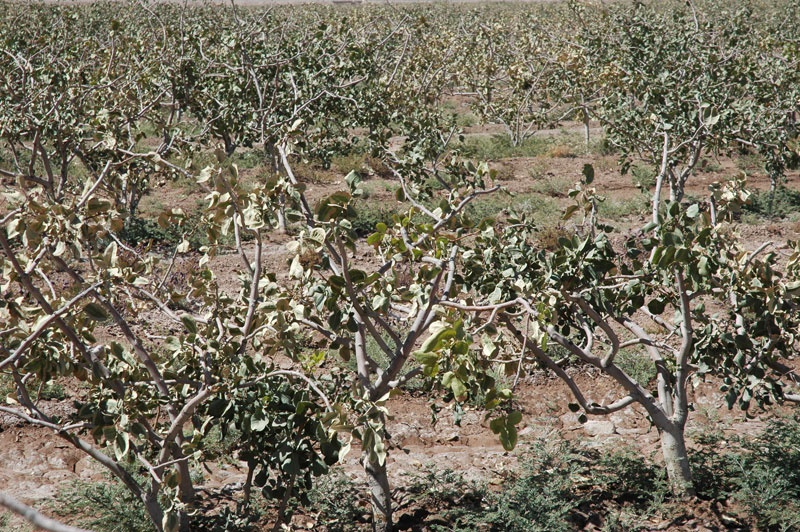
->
365;456;393;532
660;423;695;497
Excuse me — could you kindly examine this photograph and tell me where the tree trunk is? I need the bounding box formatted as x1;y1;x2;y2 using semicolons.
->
221;131;237;157
171;439;195;532
176;471;193;532
241;461;255;510
669;176;681;203
143;491;165;532
652;170;666;225
265;142;287;234
582;103;590;151
768;175;777;216
271;472;297;532
654;133;670;225
276;193;287;234
659;423;695;497
364;456;393;532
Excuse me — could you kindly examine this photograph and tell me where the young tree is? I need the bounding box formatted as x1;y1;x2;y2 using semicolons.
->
3;4;798;532
455;168;800;496
455;11;568;147
226;123;516;530
0;6;344;531
0;154;344;532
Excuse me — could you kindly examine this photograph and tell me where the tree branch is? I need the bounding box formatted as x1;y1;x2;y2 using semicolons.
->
0;282;101;371
0;492;91;532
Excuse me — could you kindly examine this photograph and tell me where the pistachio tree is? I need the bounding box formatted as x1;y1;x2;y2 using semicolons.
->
455;167;800;496
2;140;354;532
170;5;390;159
229;121;516;530
455;10;568;147
0;149;345;531
3;3;800;531
0;5;493;531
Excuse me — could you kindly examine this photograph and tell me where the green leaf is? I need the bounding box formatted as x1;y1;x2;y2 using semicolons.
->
366;232;383;246
371;294;387;310
83;303;109;322
196;166;213;184
7;217;21;239
499;423;518;451
785;281;800;296
414;351;439;376
420;322;455;353
582;164;594;185
562;204;580;221
250;416;269;432
316;192;351;222
114;432;129;460
698;256;709;276
647;298;666;315
86;197;112;216
450;377;467;400
53;241;67;257
207;398;229;417
489;414;520;451
289;255;304;279
164;336;181;352
181;315;197;334
345;170;362;192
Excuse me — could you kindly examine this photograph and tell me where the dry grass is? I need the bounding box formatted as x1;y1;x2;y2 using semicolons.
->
545;144;577;159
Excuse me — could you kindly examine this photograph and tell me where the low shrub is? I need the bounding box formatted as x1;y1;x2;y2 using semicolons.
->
51;478;151;532
546;144;577;159
732;416;800;530
119;213;224;250
614;349;656;388
350;202;398;237
537;224;572;251
458;134;553;160
599;196;649;220
308;471;369;532
481;439;586;532
387;442;593;532
630;164;657;192
332;153;368;177
691;415;800;530
743;185;800;218
529;175;573;198
300;421;800;531
591;137;617;156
